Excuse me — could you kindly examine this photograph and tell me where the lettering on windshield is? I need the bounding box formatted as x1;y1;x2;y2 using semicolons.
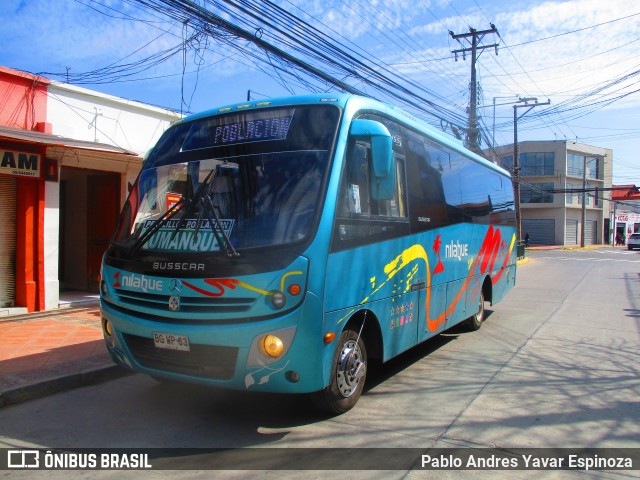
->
140;218;235;252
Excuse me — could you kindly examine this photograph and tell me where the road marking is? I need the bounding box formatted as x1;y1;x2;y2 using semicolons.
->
575;249;638;255
533;255;640;263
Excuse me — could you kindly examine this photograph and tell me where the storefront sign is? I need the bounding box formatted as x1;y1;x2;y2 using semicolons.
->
616;213;640;223
0;149;41;178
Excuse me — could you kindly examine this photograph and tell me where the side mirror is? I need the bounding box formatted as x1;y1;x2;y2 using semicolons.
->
349;119;396;200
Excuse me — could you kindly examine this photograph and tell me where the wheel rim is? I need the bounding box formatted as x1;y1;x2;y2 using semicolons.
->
474;293;485;324
336;339;366;398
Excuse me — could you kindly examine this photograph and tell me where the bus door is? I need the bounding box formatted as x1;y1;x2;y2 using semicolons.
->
331;130;417;359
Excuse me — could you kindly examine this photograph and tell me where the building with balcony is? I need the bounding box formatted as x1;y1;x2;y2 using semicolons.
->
486;141;613;246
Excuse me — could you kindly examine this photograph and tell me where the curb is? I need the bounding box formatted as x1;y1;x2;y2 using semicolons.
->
0;366;132;409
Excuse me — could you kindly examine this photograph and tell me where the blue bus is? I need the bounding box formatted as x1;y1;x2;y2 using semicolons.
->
100;94;517;413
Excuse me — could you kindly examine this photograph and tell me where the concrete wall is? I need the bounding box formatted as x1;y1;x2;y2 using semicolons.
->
46;82;181;155
0;66;48;129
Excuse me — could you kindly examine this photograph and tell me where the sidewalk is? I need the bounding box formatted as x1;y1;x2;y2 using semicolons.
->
0;304;129;408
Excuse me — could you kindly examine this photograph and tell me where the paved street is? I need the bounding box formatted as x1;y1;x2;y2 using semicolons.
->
0;247;638;479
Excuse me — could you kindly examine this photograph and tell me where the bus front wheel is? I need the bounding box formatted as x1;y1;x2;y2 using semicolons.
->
310;329;367;414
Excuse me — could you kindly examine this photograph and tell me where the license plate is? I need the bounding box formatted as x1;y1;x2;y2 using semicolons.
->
153;332;190;351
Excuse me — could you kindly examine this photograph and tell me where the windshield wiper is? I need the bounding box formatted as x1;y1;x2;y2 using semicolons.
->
128;169;215;254
202;196;240;258
175;168;240;258
128;196;185;254
128;168;239;258
191;169;240;258
168;169;215;242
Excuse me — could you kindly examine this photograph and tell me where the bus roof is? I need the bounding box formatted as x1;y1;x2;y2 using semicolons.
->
180;93;511;178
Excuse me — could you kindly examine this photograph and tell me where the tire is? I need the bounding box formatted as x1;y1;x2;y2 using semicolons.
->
465;290;485;331
310;328;367;414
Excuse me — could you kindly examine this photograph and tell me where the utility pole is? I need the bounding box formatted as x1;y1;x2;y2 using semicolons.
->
581;156;588;247
580;155;606;247
612;200;617;245
450;25;499;156
513;97;551;243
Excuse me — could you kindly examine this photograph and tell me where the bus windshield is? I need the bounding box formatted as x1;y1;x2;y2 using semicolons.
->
112;104;340;254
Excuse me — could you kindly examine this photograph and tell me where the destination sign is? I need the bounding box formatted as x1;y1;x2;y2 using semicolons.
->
182;110;294;150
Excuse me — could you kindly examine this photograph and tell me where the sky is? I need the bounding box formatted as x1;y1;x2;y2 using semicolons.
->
1;0;639;184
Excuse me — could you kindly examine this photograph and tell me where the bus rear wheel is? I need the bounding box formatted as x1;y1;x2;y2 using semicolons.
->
310;328;367;414
465;290;485;331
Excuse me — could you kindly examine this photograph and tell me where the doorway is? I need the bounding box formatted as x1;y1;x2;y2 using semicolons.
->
616;223;626;245
59;167;120;293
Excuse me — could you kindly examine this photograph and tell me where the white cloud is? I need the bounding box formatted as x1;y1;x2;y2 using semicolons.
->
487;0;640;100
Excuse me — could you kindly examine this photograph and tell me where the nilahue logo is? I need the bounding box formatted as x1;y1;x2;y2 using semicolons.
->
114;272;164;293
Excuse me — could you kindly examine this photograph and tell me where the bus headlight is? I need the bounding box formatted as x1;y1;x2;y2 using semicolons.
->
262;334;285;358
247;327;296;366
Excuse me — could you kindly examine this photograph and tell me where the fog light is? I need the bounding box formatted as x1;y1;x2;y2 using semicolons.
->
262;334;284;358
102;318;112;337
286;371;300;383
271;291;286;309
100;280;107;295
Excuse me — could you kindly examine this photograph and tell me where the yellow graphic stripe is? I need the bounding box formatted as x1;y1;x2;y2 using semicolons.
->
337;228;513;331
338;245;430;324
280;271;303;292
235;281;272;296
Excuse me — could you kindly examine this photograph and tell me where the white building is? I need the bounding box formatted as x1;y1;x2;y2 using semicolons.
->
0;66;182;313
486;140;613;246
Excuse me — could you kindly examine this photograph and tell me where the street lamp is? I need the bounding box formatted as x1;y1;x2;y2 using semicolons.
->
492;95;519;148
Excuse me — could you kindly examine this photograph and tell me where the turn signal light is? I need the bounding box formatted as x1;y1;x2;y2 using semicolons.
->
102;318;112;337
323;332;336;344
288;284;301;296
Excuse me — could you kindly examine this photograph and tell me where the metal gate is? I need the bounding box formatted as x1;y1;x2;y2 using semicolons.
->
0;176;17;307
522;219;555;245
585;220;598;245
565;219;578;246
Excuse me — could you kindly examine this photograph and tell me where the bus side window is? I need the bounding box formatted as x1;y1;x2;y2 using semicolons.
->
343;141;372;216
332;140;409;251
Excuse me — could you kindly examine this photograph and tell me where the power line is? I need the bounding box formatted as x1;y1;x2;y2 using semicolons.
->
508;11;640;48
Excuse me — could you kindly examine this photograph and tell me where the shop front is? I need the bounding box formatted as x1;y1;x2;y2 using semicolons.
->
0;125;139;313
615;212;640;246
